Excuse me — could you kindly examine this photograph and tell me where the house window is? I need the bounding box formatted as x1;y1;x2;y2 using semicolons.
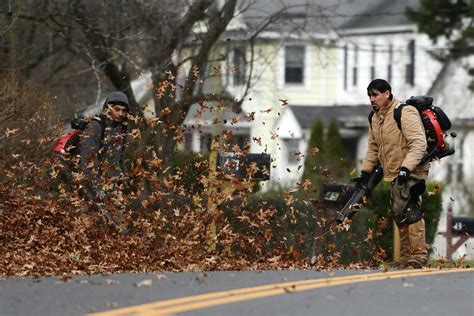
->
387;44;393;82
284;138;300;164
406;40;415;86
231;133;250;150
343;45;348;90
352;45;358;86
370;44;376;80
285;46;305;84
230;47;246;86
200;133;212;153
184;132;193;151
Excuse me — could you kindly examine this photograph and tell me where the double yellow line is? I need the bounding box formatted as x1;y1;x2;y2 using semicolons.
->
91;267;473;316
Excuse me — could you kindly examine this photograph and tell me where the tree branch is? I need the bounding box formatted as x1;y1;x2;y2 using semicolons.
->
183;0;237;100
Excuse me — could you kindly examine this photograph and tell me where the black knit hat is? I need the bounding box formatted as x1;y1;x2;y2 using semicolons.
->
103;91;129;110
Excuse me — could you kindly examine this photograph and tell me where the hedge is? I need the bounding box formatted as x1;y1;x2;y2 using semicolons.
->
219;181;443;264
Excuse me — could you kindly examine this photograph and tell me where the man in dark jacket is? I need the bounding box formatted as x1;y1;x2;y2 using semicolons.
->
79;91;129;204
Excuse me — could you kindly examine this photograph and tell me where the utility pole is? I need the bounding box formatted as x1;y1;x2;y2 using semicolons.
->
206;100;225;253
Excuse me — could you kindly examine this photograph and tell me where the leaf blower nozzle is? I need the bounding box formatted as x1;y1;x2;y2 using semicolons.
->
335;165;383;224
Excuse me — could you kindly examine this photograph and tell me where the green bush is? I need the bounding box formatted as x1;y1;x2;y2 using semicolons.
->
220;191;315;259
303;119;324;186
302;118;352;195
324;119;350;181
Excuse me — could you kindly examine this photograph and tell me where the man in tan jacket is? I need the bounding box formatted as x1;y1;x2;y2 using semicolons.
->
360;79;429;268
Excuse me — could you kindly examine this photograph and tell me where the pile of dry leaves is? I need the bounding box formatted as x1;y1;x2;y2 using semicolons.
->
1;148;384;277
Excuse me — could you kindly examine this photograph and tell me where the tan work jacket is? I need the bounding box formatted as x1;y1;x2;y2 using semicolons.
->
361;98;430;182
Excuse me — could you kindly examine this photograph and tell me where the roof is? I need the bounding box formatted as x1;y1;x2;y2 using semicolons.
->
335;0;420;30
240;0;339;35
290;104;372;130
238;0;421;36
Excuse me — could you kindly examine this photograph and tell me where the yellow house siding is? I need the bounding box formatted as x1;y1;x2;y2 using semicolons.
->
282;44;338;106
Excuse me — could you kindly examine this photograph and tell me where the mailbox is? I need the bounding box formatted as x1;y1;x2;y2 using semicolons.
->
311;182;356;260
452;217;474;236
217;152;271;180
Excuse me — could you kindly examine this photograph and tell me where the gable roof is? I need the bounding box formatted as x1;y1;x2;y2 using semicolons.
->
336;0;420;30
239;0;421;36
240;0;339;35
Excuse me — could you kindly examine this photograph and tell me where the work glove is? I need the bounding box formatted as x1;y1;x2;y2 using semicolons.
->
397;167;410;184
352;170;371;188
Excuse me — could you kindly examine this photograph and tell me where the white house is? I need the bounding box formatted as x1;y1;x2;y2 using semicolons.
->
180;0;343;191
228;0;450;190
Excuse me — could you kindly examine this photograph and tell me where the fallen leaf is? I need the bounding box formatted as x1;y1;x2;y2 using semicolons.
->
5;127;20;137
135;279;153;287
267;255;281;263
106;279;120;285
156;274;167;280
195;273;208;284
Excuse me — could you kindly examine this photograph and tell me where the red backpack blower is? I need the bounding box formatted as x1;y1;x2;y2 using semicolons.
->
398;95;455;164
336;95;455;223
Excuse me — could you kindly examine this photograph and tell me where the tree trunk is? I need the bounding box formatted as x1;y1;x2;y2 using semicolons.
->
103;62;141;117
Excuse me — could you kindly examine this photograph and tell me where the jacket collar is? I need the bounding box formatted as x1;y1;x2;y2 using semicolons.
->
376;98;399;118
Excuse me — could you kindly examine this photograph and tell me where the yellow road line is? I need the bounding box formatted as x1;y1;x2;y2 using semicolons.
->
90;268;474;316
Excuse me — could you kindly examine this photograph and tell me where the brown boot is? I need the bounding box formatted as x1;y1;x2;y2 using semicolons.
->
390;258;408;269
401;257;427;269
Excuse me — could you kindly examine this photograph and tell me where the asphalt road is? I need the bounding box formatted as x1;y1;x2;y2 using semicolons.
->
1;268;473;316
